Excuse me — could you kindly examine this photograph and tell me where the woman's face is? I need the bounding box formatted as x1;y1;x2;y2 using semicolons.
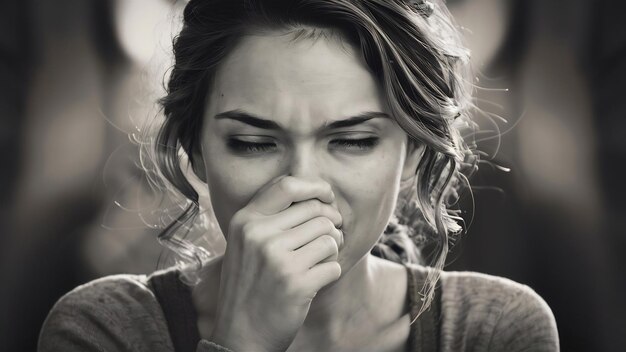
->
195;30;423;270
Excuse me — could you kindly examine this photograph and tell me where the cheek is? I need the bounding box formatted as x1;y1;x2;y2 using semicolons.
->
337;143;405;247
202;139;281;235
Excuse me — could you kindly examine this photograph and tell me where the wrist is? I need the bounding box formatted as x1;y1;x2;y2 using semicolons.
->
209;326;279;352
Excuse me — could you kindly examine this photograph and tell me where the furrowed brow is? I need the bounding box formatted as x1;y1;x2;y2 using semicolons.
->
322;111;390;129
214;109;390;132
214;110;281;130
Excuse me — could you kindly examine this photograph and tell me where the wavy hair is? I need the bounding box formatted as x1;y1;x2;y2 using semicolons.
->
140;0;481;321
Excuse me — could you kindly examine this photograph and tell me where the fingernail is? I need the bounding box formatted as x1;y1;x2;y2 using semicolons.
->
339;228;345;249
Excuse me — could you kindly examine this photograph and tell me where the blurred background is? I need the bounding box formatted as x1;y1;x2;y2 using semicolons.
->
1;0;624;351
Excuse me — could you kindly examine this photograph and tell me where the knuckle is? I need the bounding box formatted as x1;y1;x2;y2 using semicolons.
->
241;222;255;237
317;217;335;232
330;262;342;278
261;238;281;258
278;176;297;194
320;235;338;252
241;222;261;244
230;210;247;229
324;183;333;195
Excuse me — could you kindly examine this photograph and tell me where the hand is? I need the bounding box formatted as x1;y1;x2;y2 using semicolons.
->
210;175;344;352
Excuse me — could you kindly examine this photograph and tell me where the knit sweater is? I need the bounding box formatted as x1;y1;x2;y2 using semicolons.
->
38;263;559;351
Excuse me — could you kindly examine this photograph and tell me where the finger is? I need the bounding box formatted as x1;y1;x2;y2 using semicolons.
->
300;261;342;294
278;217;343;251
248;176;335;215
293;234;339;269
266;199;342;231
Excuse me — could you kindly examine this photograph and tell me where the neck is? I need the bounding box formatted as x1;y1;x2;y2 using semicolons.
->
298;254;407;341
192;253;409;344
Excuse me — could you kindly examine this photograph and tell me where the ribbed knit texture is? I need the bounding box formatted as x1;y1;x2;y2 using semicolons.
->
38;264;559;351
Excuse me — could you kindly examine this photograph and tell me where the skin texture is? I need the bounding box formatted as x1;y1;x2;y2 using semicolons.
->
191;29;425;351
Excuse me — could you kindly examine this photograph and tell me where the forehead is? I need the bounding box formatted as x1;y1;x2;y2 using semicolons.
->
206;29;387;132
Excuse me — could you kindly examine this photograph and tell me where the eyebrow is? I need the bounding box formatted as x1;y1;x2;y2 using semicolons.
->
214;109;390;132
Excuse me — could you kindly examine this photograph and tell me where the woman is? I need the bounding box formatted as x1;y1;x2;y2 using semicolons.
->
38;0;559;351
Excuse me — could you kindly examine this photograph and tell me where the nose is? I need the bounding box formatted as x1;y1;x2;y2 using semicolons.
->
286;143;321;179
286;143;341;229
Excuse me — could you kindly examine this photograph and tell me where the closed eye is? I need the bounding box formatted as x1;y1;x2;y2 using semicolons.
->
329;137;379;151
225;137;380;154
226;139;276;153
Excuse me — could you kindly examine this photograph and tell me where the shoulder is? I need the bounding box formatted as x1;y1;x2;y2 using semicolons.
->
38;271;174;352
439;269;540;309
438;269;560;351
403;264;559;351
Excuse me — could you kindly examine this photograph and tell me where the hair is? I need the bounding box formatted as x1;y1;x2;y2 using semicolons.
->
140;0;481;322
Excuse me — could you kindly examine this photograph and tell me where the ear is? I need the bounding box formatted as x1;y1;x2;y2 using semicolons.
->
401;139;425;183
